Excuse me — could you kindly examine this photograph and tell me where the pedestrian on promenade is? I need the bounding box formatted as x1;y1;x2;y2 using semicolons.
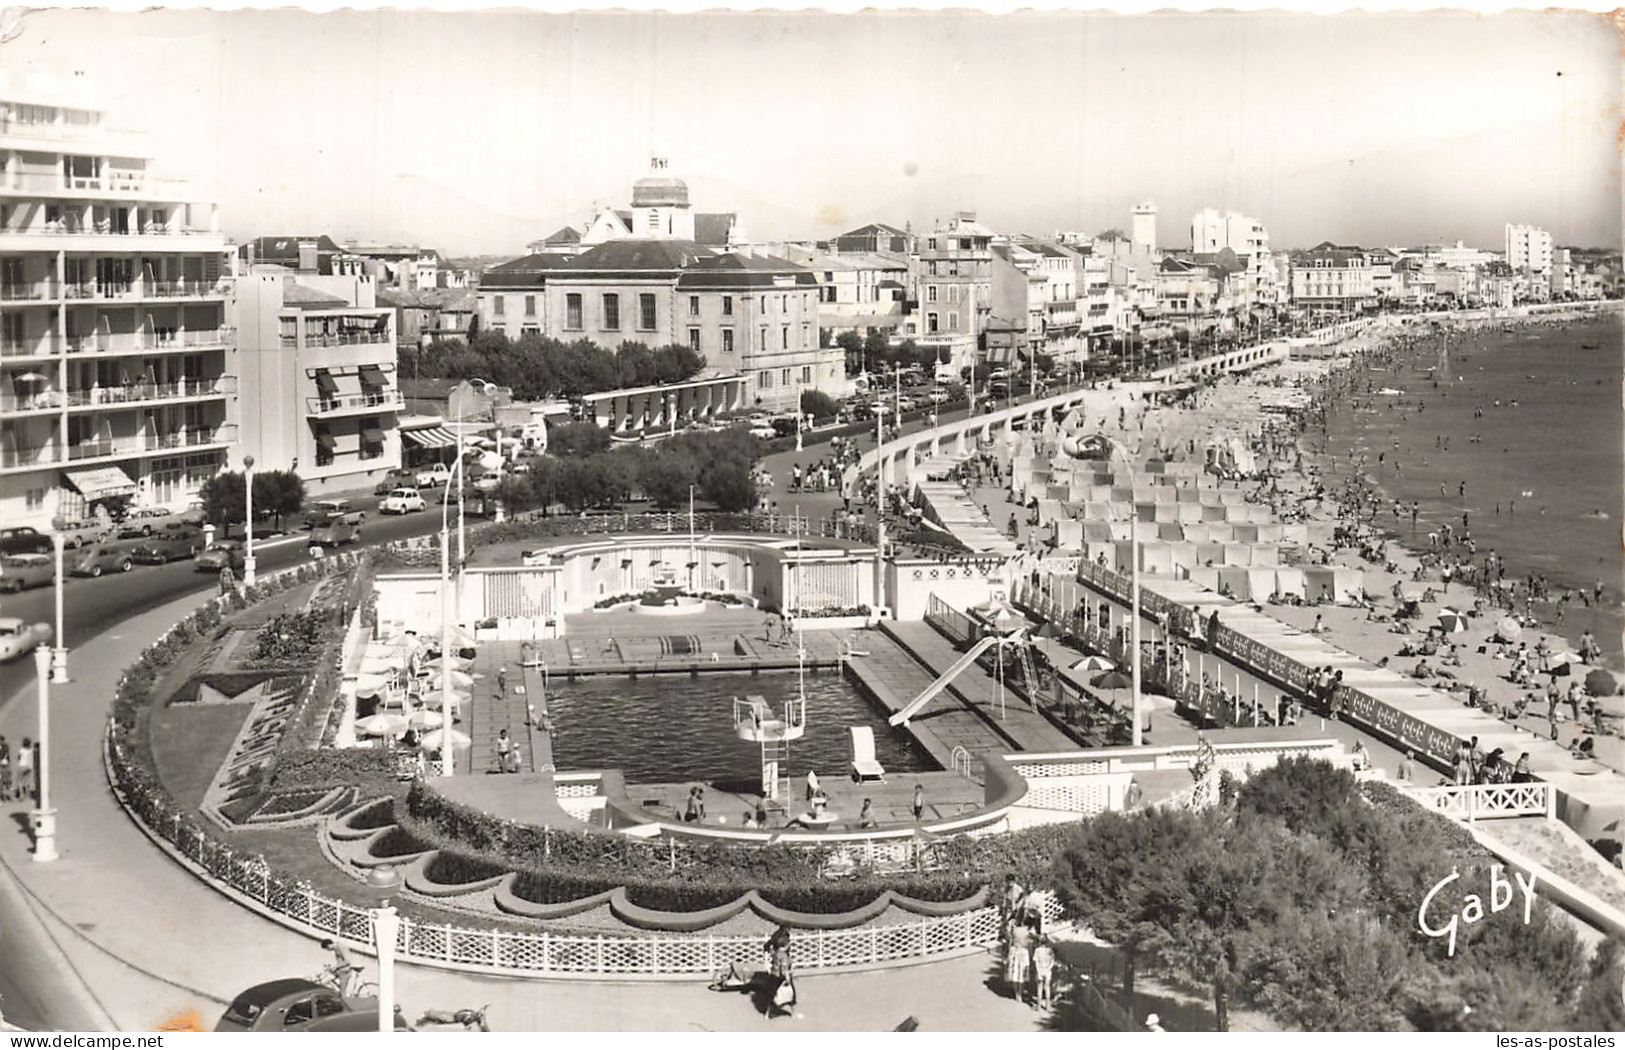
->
684;785;706;824
319;939;359;996
1396;750;1414;783
912;783;925;821
496;666;508;697
14;738;33;803
0;736;9;801
495;729;514;774
1005;920;1031;1001
1031;937;1056;1011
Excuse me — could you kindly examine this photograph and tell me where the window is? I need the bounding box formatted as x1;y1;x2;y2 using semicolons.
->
927;313;939;334
948;311;958;329
565;294;583;330
721;328;735;353
688;327;701;352
25;487;45;510
758;370;772;389
927;285;938;303
524;295;536;316
601;293;619;330
781;327;789;349
722;295;733;316
761;296;768;312
689;295;700;316
759;326;768;351
522;325;539;336
639;293;656;331
928;238;938;250
647;210;659;231
800;365;811;384
928;261;938;276
801;323;810;347
949;286;960;305
493;296;505;317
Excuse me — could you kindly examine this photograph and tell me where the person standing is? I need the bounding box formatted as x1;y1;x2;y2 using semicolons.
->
1005;920;1031;1001
495;729;514;774
912;783;925;821
1395;750;1414;783
13;738;33;804
684;785;706;824
496;666;508;698
1031;937;1056;1011
0;736;10;801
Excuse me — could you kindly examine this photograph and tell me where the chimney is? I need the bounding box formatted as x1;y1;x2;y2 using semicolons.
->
297;240;318;274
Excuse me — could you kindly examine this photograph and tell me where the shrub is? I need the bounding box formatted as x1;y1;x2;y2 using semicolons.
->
270;748;395;797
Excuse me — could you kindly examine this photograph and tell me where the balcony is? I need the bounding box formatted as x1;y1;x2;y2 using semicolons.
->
0;279;60;301
280;330;392;349
65;327;235;356
0;338;62;360
59;279;225;304
56;375;236;409
1;172;195;199
0;443;57;469
52;425;238;466
305;389;404;416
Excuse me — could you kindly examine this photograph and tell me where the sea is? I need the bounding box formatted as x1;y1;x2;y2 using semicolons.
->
1314;309;1622;667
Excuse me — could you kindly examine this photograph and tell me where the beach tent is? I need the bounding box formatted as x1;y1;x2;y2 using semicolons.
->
1140;543;1176;576
1053;520;1085;549
1195;542;1227;567
1256;524;1283;544
1222;544;1254;568
1202;505;1229;522
1251;545;1282;568
1247;568;1278;600
1189;566;1221;594
1303;566;1340;604
1133;522;1160;544
1165;542;1198;574
1272;568;1307;600
1081;521;1115;544
1232;524;1260;543
1216;566;1253;600
1176;503;1205;524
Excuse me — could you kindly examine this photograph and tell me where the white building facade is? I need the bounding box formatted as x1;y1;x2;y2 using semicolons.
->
1505;223;1553;277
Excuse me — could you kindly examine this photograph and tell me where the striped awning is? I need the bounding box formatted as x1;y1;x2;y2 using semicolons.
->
65;465;138;500
401;426;456;449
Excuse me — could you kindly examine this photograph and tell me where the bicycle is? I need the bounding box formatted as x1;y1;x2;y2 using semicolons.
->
312;964;376;999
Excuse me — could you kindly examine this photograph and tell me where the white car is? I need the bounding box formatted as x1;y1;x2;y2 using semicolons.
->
54;518;112;548
926;388;952;405
414;463;451;488
747;424;777;439
0;616;52;662
380;488;427;514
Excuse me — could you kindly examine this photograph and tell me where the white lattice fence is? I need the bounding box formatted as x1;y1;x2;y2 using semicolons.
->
1023;780;1113;814
1404;783;1551;822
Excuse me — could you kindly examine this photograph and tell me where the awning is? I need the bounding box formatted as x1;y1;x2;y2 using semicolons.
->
314;431;335;451
358;364;385;388
401;426;457;449
313;371;338;394
361;425;386;446
65;465;138;500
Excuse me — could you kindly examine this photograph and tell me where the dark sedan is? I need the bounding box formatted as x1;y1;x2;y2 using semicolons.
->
0;526;52;556
0;553;55;592
215;979;403;1033
68;543;134;577
128;526;204;565
195;541;246;573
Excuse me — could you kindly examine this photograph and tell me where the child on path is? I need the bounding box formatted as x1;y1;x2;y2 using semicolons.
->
1031;937;1056;1010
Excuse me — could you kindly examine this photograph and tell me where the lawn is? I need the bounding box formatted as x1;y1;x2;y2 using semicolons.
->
149;703;255;811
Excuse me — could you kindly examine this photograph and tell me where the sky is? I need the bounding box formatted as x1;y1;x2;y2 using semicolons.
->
3;6;1619;256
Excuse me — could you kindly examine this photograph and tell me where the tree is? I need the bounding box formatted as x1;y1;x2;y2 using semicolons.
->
639;448;698;509
254;470;306;531
199;471;248;528
864;330;892;373
836;331;865;376
800;389;839;421
548;421;612;458
1098;227;1128;242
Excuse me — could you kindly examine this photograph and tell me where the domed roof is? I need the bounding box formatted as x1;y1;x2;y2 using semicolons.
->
632;174;689;208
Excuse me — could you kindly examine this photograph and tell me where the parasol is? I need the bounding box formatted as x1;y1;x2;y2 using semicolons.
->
408;709;445;730
420;727;472;751
1072;655;1116;673
353;672;392;696
356;713;408;737
1436;609;1469;633
422;655;472;672
1092;670;1134;708
1585;668;1617;698
426;669;475;691
1493;617;1523;643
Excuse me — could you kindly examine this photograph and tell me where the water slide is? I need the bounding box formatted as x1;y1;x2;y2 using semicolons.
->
889;636;1002;727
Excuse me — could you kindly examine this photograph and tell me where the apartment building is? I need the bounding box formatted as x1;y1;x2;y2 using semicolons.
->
1505;223;1553;277
1189;208;1278;306
1289;243;1377;312
231;267;400;495
914;212;995;339
0;73;234;530
778;249;906;339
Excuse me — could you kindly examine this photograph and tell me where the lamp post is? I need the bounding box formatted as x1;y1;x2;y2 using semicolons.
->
242;455;257;587
1110;443;1144;746
30;645;57;862
367;865;403;1034
50;532;67;682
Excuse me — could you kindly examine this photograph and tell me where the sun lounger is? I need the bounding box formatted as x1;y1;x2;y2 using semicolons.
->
850;726;886;783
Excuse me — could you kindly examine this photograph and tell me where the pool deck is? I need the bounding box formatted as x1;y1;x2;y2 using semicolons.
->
527;607;851;677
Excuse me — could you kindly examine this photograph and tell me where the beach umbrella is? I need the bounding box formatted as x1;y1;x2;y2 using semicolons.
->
1073;655;1115;673
1092;670;1134;709
420;727;471;751
408;709;445;730
1585;669;1617;698
14;371;49;384
427;669;475;691
1436;609;1469;633
1493;617;1523;643
356;713;408;738
353;672;391;697
422;655;472;672
1547;652;1583;676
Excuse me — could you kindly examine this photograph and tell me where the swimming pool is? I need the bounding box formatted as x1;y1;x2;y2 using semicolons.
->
543;671;934;786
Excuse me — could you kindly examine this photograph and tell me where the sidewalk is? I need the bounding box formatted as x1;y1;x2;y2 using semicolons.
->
0;590;1051;1033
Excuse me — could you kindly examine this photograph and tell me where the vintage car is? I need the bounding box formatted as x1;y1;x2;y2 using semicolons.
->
68;543;135;577
214;979;405;1033
117;506;178;538
0;617;52;662
380;488;427;515
195;541;246;573
303;499;365;530
0;526;52;556
413;463;451;488
128;526;204;565
54;519;112;548
373;468;418;496
0;554;55;593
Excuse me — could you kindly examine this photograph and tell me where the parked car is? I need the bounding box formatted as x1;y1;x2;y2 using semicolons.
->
926;387;951;405
195;541;246;573
413;463;452;488
68;543;134;577
747;424;777;439
303;499;365;530
118;506;178;538
129;525;204;564
373;468;417;496
0;526;51;556
175;501;208;528
214;979;405;1033
380;488;427;515
0;554;55;592
895;395;919;413
53;518;111;548
747;412;771;428
0;617;52;663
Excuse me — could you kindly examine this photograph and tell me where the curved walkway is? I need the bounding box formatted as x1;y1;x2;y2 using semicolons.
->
0;591;1049;1032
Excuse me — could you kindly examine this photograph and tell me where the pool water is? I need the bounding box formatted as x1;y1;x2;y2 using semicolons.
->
543;671;934;786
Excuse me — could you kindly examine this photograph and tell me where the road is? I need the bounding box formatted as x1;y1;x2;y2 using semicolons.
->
0;488;456;706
